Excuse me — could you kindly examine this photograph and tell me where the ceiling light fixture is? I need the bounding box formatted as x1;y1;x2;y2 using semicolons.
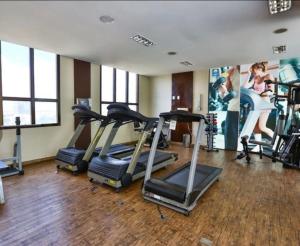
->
99;15;115;23
269;0;292;14
180;61;193;66
167;51;177;56
273;28;288;34
131;34;155;47
273;45;287;54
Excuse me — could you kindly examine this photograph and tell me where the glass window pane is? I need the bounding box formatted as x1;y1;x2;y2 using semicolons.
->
2;100;31;126
1;41;30;97
34;49;57;99
116;69;126;103
128;105;137;112
35;102;57;124
128;72;137;103
101;103;109;116
101;66;114;102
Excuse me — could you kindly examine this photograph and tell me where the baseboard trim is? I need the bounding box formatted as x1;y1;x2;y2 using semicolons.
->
22;140;138;166
23;156;55;166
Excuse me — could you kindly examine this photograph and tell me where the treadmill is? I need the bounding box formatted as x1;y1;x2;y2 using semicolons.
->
56;105;135;174
88;103;178;190
143;110;222;215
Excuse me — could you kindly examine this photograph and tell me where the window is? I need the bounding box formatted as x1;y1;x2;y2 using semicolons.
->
0;40;60;128
100;65;139;115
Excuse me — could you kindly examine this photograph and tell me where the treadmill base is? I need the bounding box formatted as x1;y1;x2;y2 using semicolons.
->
88;157;175;189
56;160;80;174
143;174;220;215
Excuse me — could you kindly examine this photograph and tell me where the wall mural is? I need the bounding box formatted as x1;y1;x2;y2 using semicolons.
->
208;57;300;151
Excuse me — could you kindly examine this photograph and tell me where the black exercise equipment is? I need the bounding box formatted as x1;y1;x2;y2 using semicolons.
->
143;110;222;215
88;103;177;190
0;117;24;204
56;105;134;174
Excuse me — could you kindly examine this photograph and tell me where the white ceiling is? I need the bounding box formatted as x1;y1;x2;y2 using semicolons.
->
0;1;299;76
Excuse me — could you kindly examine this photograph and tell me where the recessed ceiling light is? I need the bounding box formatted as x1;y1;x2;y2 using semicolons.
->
273;45;287;54
131;34;155;47
269;0;292;14
99;15;115;24
167;51;177;56
180;61;193;66
273;28;288;34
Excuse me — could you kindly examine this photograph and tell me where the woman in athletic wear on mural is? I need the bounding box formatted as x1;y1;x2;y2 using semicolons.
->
242;62;274;149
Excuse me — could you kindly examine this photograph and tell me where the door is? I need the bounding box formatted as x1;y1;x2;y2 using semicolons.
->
171;72;193;142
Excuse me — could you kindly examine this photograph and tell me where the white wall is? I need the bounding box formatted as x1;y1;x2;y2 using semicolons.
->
139;75;152;117
148;70;209;143
90;72;152;147
0;56;75;162
150;74;172;117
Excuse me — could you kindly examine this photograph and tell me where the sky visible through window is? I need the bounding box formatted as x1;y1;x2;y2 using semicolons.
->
1;41;58;126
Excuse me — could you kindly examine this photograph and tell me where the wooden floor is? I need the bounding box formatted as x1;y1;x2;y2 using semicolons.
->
0;145;300;246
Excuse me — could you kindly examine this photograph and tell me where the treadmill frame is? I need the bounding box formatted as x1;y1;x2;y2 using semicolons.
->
143;113;221;215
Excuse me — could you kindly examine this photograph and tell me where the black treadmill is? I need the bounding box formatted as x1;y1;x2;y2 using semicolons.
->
56;105;134;174
88;103;178;190
143;110;222;215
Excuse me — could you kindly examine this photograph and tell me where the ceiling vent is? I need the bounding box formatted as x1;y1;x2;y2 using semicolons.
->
273;45;287;54
131;35;155;47
180;61;193;66
269;0;292;14
99;15;114;23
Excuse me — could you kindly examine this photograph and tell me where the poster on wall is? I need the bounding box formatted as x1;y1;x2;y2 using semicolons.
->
208;66;240;150
208;58;300;151
238;60;280;152
279;58;300;130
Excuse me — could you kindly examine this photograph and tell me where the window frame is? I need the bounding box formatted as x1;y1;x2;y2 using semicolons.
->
100;66;139;114
0;41;61;129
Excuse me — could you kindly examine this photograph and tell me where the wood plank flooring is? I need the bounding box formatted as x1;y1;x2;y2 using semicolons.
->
0;145;299;246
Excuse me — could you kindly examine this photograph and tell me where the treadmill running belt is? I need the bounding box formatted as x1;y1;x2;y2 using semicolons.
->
122;150;174;167
56;144;134;166
144;163;222;204
88;151;175;180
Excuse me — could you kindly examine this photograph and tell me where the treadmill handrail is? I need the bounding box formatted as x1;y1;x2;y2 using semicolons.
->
186;119;205;197
159;110;208;123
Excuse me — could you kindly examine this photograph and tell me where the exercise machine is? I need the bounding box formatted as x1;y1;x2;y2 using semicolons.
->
204;113;218;152
88;103;178;190
143;110;222;215
145;121;170;149
56;105;134;174
0;117;24;204
238;81;300;166
237;87;275;152
0;117;23;177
